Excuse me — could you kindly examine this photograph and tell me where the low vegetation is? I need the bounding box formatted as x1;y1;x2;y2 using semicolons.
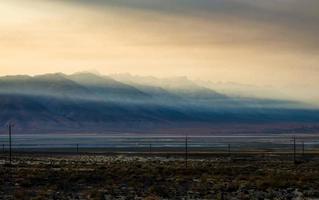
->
1;153;319;199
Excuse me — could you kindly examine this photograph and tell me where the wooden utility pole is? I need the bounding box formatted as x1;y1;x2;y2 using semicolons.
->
302;141;305;157
293;136;296;163
8;123;14;165
76;144;79;153
185;135;188;168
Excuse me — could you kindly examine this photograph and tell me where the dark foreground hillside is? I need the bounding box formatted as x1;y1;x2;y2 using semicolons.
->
1;153;319;199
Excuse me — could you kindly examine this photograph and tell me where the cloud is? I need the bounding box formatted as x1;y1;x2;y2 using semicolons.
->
0;0;318;102
55;0;319;52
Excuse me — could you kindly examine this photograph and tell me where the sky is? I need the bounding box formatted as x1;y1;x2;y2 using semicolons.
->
0;0;318;102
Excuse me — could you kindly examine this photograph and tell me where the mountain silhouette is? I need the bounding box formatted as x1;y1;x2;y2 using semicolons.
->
0;73;318;132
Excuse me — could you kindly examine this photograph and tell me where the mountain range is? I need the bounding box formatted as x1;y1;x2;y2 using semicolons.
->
0;72;318;134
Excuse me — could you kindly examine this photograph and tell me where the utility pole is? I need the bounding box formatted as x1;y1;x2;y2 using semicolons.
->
302;141;305;157
8;123;14;165
76;144;79;153
228;144;231;156
2;144;4;153
293;136;296;163
185;135;188;168
149;144;152;154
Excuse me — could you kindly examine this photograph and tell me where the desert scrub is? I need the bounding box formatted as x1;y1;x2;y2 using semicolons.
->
1;154;319;199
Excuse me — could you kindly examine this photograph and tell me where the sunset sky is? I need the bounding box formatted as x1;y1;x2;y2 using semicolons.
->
0;0;318;102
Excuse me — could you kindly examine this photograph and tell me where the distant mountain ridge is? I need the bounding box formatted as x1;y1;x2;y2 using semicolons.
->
0;72;318;133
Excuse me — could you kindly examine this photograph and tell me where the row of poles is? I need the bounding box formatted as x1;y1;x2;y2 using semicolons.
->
50;137;304;165
0;125;308;167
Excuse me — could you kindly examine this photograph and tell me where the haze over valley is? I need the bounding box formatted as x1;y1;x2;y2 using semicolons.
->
0;72;318;134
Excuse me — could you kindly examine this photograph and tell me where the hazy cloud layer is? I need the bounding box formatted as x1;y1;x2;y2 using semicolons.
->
68;0;319;49
0;0;318;103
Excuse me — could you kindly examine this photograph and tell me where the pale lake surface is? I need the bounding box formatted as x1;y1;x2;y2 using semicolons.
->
0;133;319;151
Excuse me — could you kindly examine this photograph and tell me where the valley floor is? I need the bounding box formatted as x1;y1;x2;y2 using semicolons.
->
1;152;319;199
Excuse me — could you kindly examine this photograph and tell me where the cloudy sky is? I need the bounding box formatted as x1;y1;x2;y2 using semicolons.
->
0;0;318;101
